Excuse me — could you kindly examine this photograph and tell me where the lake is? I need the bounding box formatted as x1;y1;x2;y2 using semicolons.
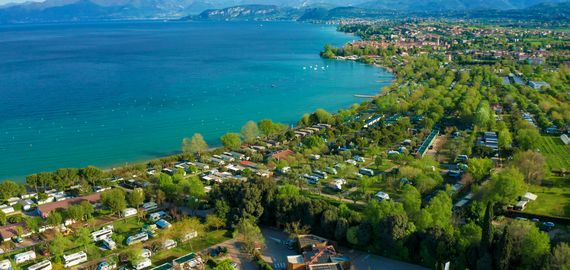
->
0;20;392;181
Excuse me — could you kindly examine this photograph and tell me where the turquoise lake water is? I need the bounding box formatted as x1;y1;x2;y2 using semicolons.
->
0;21;392;181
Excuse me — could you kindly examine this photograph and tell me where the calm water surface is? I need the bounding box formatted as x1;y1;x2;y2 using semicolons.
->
0;21;393;181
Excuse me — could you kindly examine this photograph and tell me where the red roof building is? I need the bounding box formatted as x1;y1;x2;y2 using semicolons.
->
270;150;295;160
37;192;101;218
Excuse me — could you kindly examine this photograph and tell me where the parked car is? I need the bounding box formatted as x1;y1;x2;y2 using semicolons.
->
11;236;23;244
540;222;555;231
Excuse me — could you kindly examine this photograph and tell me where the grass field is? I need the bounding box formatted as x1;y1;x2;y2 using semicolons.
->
152;230;231;266
537;136;570;171
526;176;570;218
522;136;570;218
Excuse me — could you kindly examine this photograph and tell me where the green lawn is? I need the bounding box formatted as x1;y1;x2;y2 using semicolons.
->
537;136;570;171
151;230;231;266
525;176;570;218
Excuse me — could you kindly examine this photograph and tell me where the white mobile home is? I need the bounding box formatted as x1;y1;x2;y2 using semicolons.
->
359;168;374;176
148;211;166;222
142;202;158;212
102;238;116;250
14;251;36;264
63;251;88;268
132;259;152;270
140;249;152;258
123;208;138;218
0;259;11;270
162;239;177;250
92;226;113;242
126;232;149;246
181;231;198;242
28;260;51;270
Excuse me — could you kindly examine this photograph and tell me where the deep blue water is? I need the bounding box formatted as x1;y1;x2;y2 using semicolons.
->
0;21;392;181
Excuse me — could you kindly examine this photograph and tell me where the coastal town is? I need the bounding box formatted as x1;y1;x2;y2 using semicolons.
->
0;16;569;270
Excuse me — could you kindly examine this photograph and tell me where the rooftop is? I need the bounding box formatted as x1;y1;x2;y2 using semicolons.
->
173;253;198;264
37;192;101;217
151;263;172;270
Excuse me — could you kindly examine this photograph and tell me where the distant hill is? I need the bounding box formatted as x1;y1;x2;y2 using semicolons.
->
187;4;301;21
0;0;567;24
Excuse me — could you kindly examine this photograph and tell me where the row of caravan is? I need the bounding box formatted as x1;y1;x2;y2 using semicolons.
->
0;258;51;270
6;250;87;270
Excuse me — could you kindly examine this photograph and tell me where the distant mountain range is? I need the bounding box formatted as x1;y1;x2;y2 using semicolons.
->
0;0;568;24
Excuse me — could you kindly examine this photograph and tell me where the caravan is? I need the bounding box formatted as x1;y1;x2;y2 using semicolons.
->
359;168;374;176
132;259;152;270
126;232;149;246
0;259;12;270
102;238;116;250
14;251;36;264
142;202;157;212
63;251;87;268
162;239;177;250
28;261;51;270
148;211;166;222
92;226;113;242
123;208;138;218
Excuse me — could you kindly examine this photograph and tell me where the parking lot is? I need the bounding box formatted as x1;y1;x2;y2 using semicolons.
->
259;227;427;270
260;228;297;270
207;238;257;270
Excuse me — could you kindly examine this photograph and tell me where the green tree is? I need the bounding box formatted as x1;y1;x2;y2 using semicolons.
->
520;225;550;268
277;184;300;200
50;232;71;261
512;151;547;185
481;202;494;253
75;227;93;249
101;189;127;216
258;119;287;137
400;184;421;216
494;227;512;270
357;221;372;246
424;191;453;232
47;212;63;227
334;218;348;242
241;121;260;143
0;181;25;201
346;226;359;246
468;158;494;182
127;188;145;208
220;133;242;150
26;217;42;234
185;176;205;214
0;211;6;226
205;214;226;231
498;128;513;150
313;108;333;124
483;167;527;205
80;200;94;220
80;166;104;186
516;128;540;150
182;133;208;154
67;204;84;222
545;242;570;270
235;218;265;255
